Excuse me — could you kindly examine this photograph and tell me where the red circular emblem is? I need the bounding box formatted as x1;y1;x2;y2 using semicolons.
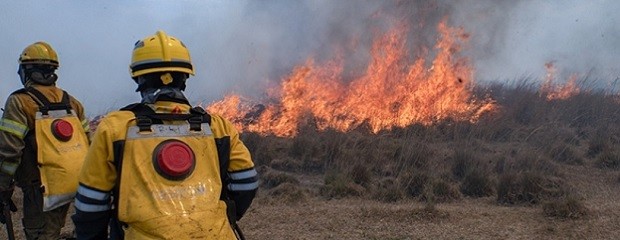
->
153;140;195;180
51;119;73;141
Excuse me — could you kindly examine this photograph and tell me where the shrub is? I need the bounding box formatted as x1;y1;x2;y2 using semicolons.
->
371;177;404;202
428;179;461;203
350;164;373;187
320;172;365;199
289;130;321;160
497;171;567;205
596;150;620;169
268;182;308;204
542;196;588;219
260;168;299;189
548;144;583;165
498;152;558;176
497;172;543;204
587;133;610;157
395;140;433;171
399;172;431;198
451;149;475;180
241;133;287;166
269;157;303;172
460;169;495;197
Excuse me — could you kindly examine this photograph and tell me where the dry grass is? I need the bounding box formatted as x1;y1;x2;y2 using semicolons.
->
3;81;620;239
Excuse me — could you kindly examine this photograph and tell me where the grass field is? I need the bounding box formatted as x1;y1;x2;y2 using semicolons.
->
2;81;620;239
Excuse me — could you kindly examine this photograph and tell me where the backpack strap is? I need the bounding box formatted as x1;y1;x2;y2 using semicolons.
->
119;103;227;200
120;103;208;132
23;87;72;115
112;103;230;238
121;103;156;132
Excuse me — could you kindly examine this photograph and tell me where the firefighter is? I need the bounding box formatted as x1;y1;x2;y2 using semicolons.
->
72;30;258;239
0;42;90;239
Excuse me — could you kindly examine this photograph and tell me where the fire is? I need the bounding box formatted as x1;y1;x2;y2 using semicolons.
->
207;20;496;137
540;62;580;100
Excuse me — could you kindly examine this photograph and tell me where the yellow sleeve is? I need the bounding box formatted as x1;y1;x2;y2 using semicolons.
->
211;114;255;171
78;115;118;192
70;96;90;136
0;95;29;187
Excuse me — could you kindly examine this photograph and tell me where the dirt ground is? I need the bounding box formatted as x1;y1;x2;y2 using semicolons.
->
1;166;619;240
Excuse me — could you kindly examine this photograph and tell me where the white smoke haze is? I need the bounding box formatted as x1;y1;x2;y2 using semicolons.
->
1;0;618;117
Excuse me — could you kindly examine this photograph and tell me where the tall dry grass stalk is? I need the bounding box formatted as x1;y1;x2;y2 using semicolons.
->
245;77;617;216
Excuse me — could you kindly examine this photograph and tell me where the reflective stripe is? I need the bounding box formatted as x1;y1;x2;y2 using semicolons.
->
77;186;110;201
74;199;110;212
0;162;19;175
0;118;28;138
44;193;75;211
35;109;76;119
229;169;257;180
81;119;90;132
228;181;259;191
126;123;212;139
131;58;191;67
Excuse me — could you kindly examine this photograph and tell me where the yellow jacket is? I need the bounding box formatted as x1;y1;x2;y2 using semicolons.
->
74;100;258;239
0;84;88;189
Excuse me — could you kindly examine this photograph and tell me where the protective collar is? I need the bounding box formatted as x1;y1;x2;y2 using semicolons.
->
140;87;189;104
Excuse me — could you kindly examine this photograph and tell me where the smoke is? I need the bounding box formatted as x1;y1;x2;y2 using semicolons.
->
1;1;618;115
190;0;452;100
449;0;620;83
197;0;620;99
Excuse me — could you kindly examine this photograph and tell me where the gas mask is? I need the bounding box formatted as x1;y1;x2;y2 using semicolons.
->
136;72;189;104
18;65;58;87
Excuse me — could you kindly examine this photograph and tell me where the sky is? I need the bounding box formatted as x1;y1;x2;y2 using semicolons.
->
1;0;619;117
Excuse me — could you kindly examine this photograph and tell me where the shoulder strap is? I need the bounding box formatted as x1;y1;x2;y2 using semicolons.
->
10;88;27;95
121;103;212;132
121;103;157;132
24;87;72;115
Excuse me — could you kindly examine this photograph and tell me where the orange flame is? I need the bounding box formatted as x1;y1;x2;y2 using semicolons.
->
540;62;580;100
207;20;496;137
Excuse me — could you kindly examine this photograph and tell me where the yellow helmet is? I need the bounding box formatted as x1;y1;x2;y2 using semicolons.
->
18;42;59;67
130;30;194;78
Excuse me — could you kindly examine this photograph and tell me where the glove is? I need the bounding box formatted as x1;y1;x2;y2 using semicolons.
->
0;188;17;224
